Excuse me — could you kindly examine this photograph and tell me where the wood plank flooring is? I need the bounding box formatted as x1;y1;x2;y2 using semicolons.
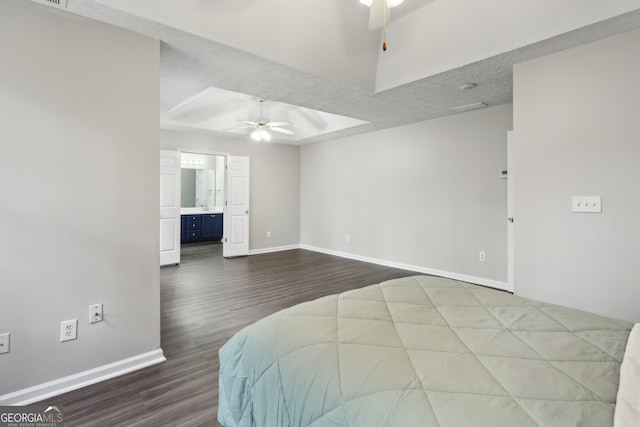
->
38;244;415;426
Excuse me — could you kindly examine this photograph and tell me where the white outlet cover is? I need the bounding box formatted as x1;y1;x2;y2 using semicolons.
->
60;319;78;342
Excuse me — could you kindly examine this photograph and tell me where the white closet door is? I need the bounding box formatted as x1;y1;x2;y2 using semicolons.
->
223;156;250;258
160;150;180;266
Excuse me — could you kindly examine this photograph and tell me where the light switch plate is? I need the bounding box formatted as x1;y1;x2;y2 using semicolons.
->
0;333;9;354
572;196;601;213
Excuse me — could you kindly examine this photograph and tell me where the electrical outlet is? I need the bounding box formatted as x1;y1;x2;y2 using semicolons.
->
479;251;486;262
60;319;77;342
345;234;350;243
90;304;103;324
266;231;271;238
0;333;10;354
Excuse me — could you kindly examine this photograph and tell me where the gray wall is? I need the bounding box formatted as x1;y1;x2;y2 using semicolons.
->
161;130;301;251
513;28;640;323
300;104;513;284
0;1;161;393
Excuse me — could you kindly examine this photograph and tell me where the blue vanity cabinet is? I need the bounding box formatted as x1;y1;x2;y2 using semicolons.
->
212;214;223;240
186;215;202;240
202;213;223;241
202;214;214;239
181;213;223;243
180;216;188;242
180;215;202;243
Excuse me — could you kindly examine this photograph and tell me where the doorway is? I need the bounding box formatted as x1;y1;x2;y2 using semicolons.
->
160;150;250;265
179;152;226;258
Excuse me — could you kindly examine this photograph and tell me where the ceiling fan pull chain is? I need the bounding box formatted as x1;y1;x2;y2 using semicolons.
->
382;2;388;51
383;28;387;51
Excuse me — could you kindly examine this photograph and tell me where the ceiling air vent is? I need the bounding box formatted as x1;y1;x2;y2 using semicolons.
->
451;102;488;113
33;0;68;9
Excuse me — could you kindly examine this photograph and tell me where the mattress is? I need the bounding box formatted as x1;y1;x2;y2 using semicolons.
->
218;275;633;427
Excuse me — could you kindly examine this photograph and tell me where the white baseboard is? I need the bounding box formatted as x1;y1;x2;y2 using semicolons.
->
299;244;510;292
0;349;166;406
249;244;300;256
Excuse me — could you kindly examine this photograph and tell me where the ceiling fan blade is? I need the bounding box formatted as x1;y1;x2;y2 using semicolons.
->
237;120;259;125
268;121;291;127
368;0;390;30
222;125;255;131
270;127;295;135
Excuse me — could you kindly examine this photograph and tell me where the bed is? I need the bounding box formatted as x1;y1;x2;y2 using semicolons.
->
218;275;638;427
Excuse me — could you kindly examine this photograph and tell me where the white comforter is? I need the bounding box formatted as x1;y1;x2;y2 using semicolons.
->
614;323;640;427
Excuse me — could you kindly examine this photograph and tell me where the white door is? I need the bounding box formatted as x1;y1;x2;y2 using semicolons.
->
223;156;250;258
507;131;514;292
160;150;181;266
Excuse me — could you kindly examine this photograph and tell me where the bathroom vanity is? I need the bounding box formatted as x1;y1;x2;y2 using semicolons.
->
181;212;223;244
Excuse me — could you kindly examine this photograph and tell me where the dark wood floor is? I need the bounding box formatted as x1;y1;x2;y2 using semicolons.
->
39;244;415;426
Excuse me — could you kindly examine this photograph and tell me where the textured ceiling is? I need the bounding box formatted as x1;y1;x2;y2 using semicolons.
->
62;0;640;145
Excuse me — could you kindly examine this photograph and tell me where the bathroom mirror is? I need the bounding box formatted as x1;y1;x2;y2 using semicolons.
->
180;153;225;210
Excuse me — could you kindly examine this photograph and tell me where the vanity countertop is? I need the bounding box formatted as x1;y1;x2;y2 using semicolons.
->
181;207;223;215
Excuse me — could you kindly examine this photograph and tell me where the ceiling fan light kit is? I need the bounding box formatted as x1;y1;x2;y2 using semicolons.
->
360;0;406;51
251;129;271;142
229;99;294;142
359;0;405;7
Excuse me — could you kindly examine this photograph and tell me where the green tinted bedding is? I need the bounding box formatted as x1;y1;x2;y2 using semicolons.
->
218;275;632;426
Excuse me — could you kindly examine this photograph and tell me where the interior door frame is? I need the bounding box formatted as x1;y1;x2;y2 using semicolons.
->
178;148;229;251
507;131;514;293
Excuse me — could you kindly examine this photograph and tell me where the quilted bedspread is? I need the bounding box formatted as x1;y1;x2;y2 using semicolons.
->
218;275;633;427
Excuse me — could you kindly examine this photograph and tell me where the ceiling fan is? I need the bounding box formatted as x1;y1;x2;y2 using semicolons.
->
360;0;405;31
229;100;295;142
